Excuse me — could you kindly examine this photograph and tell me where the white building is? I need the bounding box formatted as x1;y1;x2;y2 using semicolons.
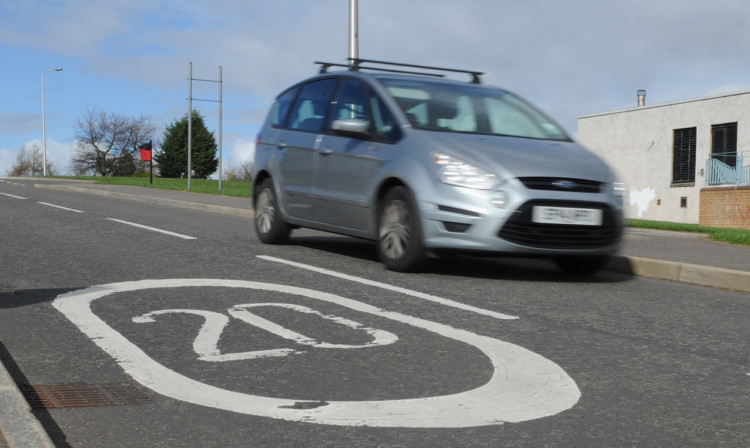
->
578;90;750;227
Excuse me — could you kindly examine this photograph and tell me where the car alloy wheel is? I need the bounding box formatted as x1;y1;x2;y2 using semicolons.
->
378;186;426;271
254;178;289;244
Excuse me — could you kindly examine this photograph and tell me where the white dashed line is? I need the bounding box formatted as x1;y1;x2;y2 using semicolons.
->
258;255;518;320
38;202;85;213
106;218;196;240
0;192;26;199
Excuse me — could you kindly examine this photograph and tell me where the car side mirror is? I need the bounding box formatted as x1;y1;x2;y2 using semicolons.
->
331;118;369;136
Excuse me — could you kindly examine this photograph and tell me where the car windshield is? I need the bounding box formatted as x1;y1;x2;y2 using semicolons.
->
378;77;570;141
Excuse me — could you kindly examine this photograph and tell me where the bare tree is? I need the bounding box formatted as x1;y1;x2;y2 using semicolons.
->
223;158;253;182
7;143;54;176
72;108;156;176
238;158;253;182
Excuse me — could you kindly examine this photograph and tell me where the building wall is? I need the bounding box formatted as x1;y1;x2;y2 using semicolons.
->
578;91;750;224
700;186;750;229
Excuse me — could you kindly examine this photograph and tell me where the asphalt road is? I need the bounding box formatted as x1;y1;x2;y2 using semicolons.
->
1;180;749;447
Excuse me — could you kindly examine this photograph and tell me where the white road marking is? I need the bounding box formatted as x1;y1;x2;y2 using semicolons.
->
0;192;26;199
53;279;579;428
106;218;196;240
0;180;25;186
38;202;84;213
258;255;518;320
228;303;399;349
134;309;303;362
133;304;398;361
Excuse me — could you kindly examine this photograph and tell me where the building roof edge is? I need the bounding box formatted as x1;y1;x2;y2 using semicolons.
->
578;89;750;120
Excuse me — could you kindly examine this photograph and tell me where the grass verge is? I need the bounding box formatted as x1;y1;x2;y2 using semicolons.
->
71;176;252;198
628;219;750;246
54;176;750;246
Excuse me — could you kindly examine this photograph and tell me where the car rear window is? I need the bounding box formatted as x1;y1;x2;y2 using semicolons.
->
271;87;299;128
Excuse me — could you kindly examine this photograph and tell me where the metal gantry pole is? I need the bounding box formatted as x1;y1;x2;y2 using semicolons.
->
218;66;223;191
188;62;193;191
41;67;62;177
349;0;359;64
186;62;222;191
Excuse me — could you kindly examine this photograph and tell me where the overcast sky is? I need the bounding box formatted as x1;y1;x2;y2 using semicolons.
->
2;0;749;176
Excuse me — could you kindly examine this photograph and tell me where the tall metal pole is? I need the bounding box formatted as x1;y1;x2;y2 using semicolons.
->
41;67;62;176
188;62;193;191
349;0;359;64
218;65;223;191
186;64;221;191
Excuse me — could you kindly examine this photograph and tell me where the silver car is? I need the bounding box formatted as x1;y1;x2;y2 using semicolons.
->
253;60;624;274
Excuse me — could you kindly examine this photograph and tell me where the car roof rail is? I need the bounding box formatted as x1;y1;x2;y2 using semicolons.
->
314;58;484;84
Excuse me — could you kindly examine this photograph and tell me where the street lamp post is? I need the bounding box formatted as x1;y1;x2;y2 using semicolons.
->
42;67;62;176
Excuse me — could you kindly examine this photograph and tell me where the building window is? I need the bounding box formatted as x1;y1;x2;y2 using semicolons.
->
711;122;737;167
672;127;696;184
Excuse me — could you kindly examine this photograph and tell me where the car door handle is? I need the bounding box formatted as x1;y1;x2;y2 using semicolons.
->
276;141;287;149
320;148;333;155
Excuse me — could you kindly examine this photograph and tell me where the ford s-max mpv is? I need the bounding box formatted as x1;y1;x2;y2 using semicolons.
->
252;59;624;274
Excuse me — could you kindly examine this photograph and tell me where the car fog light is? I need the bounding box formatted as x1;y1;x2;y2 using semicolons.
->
492;192;507;208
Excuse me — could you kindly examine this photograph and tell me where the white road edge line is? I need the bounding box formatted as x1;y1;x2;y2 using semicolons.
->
106;218;196;240
0;192;26;199
257;255;518;320
38;202;84;213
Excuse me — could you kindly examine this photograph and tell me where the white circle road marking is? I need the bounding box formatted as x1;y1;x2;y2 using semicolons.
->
53;279;580;428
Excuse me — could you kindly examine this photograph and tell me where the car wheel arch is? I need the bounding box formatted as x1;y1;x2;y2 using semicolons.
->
373;178;410;230
252;170;272;199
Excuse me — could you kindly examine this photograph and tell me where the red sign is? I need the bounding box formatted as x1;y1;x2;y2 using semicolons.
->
139;149;152;162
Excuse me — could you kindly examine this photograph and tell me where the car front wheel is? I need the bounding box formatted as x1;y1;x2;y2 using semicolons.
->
378;186;426;272
254;178;290;244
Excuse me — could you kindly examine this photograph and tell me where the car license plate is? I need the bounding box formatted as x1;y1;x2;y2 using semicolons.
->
532;206;602;226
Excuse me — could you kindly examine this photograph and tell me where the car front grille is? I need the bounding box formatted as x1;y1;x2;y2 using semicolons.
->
498;200;621;249
518;177;602;193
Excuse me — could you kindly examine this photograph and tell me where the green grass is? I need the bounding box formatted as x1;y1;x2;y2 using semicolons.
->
628;219;750;246
53;176;750;246
69;176;252;198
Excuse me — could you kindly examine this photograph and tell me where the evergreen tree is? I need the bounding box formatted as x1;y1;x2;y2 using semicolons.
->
156;110;218;178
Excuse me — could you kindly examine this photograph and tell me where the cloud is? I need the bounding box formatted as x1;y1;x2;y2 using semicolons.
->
42;138;76;175
0;139;71;177
0;111;39;134
703;84;750;97
0;147;17;176
229;137;255;165
3;0;750;175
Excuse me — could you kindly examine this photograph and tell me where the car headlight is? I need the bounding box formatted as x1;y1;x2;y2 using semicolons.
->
434;153;501;190
611;181;626;208
613;181;626;195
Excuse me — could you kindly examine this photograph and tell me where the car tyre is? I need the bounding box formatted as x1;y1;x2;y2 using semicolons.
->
254;178;290;244
555;255;610;276
378;186;426;272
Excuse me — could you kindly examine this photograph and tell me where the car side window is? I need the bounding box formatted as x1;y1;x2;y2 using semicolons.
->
288;79;338;133
330;79;401;143
369;95;401;143
271;87;299;128
332;79;371;123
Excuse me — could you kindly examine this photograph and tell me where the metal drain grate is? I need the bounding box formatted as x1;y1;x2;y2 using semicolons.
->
19;382;151;409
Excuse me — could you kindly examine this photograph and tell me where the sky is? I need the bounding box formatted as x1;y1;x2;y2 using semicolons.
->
2;0;750;177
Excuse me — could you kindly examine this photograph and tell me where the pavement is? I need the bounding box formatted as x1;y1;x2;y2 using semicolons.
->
2;177;750;447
